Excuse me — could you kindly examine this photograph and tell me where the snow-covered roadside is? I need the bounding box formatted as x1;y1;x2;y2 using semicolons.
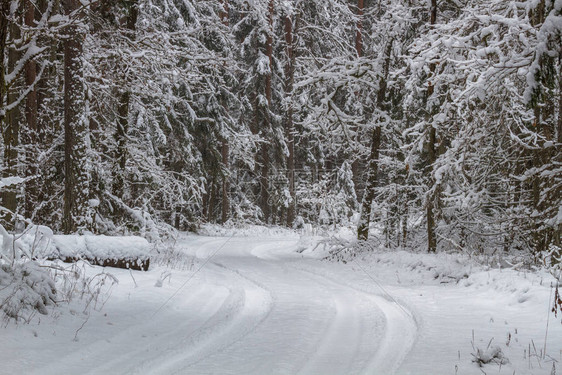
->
0;229;560;375
299;242;562;374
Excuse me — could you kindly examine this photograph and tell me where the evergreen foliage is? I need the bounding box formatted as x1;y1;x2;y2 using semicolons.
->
0;0;560;257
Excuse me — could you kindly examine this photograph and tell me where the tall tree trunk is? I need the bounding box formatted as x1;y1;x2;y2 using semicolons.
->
355;0;364;57
260;0;274;223
357;126;382;241
221;139;229;224
555;61;562;252
207;176;216;223
357;40;393;241
558;57;562;146
2;12;22;226
426;0;438;252
220;0;230;224
284;12;296;226
0;2;10;126
24;1;37;136
24;0;38;219
36;0;57;140
113;1;138;199
62;0;87;233
402;205;408;247
351;0;364;195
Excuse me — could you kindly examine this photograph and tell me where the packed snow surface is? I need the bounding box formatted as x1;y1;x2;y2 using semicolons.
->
1;230;560;374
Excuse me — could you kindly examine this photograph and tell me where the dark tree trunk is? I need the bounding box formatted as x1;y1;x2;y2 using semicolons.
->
207;176;216;223
284;13;296;226
355;0;364;57
220;0;230;224
62;0;87;233
36;0;57;141
221;139;229;224
357;40;393;241
24;0;37;136
357;126;382;241
113;1;138;199
351;0;365;195
24;0;38;219
426;0;438;252
558;58;562;145
0;2;8;126
554;62;561;252
113;89;130;198
2;13;22;226
259;0;274;223
265;0;273;106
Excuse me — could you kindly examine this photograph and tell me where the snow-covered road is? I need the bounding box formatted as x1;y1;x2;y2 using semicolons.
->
2;232;561;375
141;236;418;375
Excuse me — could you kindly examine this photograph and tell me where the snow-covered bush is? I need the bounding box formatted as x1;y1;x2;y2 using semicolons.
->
0;262;56;323
0;212;118;323
471;345;509;368
150;237;194;270
0;224;56;323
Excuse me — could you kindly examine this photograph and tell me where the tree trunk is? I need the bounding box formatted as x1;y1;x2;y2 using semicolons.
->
351;0;365;196
220;0;230;224
554;67;561;256
556;61;562;251
284;13;296;226
558;57;562;145
357;126;382;240
62;0;87;233
355;0;364;58
402;205;408;247
221;139;229;223
2;12;22;226
113;1;138;199
426;0;438;252
357;40;393;241
24;0;38;219
260;0;274;223
24;0;37;136
0;2;10;125
207;177;216;223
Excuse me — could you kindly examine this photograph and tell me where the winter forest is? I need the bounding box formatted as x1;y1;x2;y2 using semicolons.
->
1;0;562;373
0;0;560;254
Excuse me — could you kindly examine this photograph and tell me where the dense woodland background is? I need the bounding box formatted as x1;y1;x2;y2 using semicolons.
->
0;0;560;257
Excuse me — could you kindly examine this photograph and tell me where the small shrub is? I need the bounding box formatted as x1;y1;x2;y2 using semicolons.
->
471;345;509;367
0;262;56;323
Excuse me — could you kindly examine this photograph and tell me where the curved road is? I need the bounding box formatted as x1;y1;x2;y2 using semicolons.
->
33;235;418;375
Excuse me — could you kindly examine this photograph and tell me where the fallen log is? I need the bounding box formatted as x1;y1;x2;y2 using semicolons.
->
49;235;151;271
59;255;150;271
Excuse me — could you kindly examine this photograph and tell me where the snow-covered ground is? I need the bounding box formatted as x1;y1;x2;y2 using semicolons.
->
1;229;561;375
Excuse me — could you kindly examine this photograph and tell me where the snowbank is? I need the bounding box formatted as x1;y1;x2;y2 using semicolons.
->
51;235;151;271
1;231;152;271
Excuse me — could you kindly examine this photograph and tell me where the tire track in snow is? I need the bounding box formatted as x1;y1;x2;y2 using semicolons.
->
57;237;272;375
173;236;416;374
138;242;274;374
294;274;368;375
171;239;349;374
35;235;417;375
35;282;228;375
294;266;418;374
364;294;417;374
166;261;275;374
